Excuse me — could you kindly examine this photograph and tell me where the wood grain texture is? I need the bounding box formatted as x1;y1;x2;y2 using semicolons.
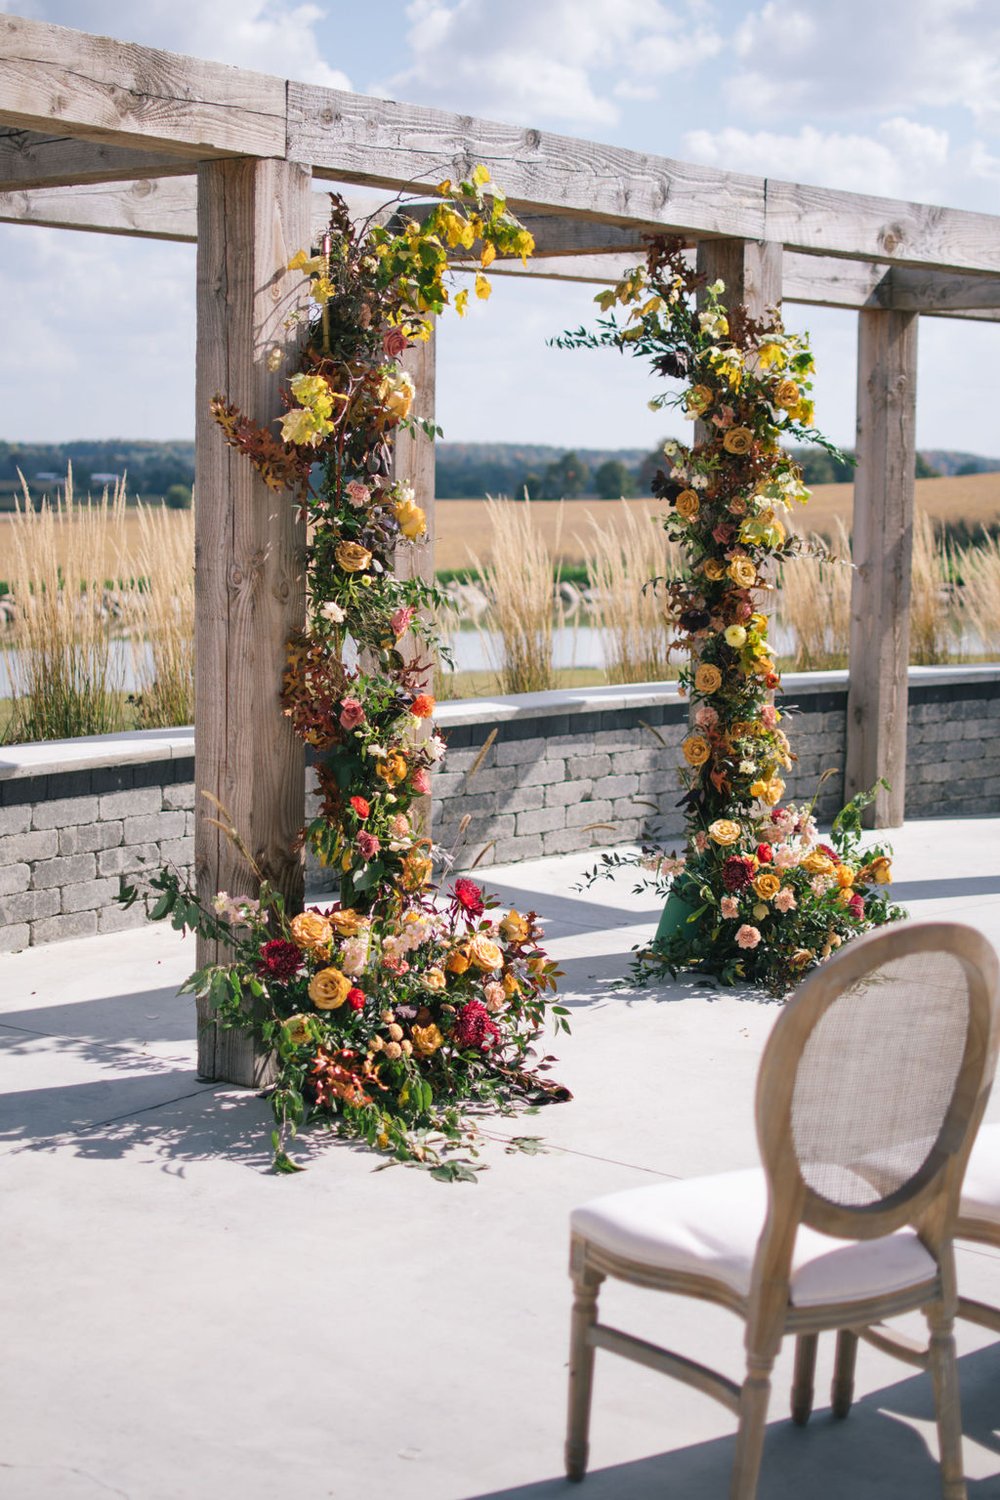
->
194;158;311;1083
0;13;284;157
0;127;190;188
288;82;767;238
0;176;199;240
845;309;918;828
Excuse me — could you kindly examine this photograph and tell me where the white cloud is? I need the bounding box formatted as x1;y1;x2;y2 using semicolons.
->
0;1;351;88
731;0;1000;130
377;0;722;126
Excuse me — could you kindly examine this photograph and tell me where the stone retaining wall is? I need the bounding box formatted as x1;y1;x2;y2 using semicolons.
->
2;667;997;949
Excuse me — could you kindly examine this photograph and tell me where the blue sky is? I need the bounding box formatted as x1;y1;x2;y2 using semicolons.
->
1;0;999;456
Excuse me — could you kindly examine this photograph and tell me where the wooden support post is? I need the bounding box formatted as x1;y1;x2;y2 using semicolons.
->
194;157;312;1083
845;309;919;827
696;238;782;323
391;325;437;834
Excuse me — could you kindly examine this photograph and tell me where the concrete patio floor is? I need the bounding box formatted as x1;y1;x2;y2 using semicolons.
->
2;816;1000;1500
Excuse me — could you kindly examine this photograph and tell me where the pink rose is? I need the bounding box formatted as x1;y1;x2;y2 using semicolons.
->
735;924;761;950
410;767;431;795
339;697;365;730
712;523;735;545
736;600;753;621
760;704;778;729
345;480;370;508
383;329;409;358
356;830;380;861
694;705;718;730
390;605;415;638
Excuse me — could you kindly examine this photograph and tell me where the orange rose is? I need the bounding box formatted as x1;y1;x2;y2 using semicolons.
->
801;851;836;876
445;945;471;974
835;864;856;889
753;872;781;900
334;541;372;573
772;378;800;410
375;752;408;786
723;427;753;455
290;910;333;957
468;933;503;972
682;734;711;767
499;909;531;943
728;557;757;588
694;663;723;695
702;558;726;581
329;907;363;937
675;490;700;520
412;1022;444;1056
685;384;713;414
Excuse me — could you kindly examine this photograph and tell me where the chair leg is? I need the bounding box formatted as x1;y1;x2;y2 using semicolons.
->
565;1259;604;1483
791;1334;818;1426
730;1355;774;1500
926;1303;967;1500
831;1329;858;1419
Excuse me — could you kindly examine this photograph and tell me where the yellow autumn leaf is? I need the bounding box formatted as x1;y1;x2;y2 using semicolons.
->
472;164;491;187
437;178;452;197
475;273;491;300
455;288;469;318
480;241;496;269
287;249;323;274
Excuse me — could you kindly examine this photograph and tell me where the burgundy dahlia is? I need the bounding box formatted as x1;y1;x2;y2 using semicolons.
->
452;878;485;919
257;939;302;981
722;855;755;892
452;999;500;1052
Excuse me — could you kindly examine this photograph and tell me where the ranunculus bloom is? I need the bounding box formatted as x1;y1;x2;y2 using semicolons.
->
335;540;372;573
410;693;436;719
756;843;773;864
350;795;370;819
682;734;711;767
290;910;333;956
339;697;365;730
694;663;723;695
709;819;742;846
308;966;352;1009
346;987;366;1012
356;830;380;861
735;924;762;950
724;625;747;648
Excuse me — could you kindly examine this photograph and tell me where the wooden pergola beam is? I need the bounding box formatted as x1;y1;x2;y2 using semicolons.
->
0;128;191;189
0;13;284;158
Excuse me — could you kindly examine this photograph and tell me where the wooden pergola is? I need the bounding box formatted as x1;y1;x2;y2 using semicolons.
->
2;14;998;1068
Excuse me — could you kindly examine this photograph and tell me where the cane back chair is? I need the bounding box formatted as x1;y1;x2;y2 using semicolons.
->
566;922;1000;1500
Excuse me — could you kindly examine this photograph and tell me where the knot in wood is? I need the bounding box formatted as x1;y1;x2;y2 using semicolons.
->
524;128;541;150
320;108;335;126
879;225;904;255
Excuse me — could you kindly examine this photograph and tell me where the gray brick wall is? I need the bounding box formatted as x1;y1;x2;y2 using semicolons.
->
2;669;997;950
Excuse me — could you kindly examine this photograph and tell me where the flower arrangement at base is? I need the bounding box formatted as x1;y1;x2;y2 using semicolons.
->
121;169;572;1175
562;240;905;993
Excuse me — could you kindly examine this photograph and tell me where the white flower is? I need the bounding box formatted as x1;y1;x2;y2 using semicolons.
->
690;474;709;490
426;734;447;763
319;600;345;624
365;744;386;757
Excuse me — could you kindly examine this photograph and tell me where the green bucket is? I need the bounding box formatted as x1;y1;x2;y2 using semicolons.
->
653;879;702;950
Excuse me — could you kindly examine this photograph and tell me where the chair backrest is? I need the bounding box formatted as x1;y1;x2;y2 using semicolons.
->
755;922;1000;1245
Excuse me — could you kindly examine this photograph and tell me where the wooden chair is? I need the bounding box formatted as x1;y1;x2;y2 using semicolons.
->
565;922;1000;1500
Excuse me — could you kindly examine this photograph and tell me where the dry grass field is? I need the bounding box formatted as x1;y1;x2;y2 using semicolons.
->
434;470;1000;570
0;506;184;581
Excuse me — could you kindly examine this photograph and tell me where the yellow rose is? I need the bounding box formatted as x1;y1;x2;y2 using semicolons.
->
375;752;409;786
694;663;723;695
682;734;711;767
380;369;415;422
445;945;471;974
723;426;754;455
772;378;800;410
759;778;785;807
423;966;447;991
675;490;700;520
791;398;815;426
753;872;781;900
499;909;531;943
308;966;352;1010
801;851;836;876
468;933;503;972
335;540;372;573
395;497;427;540
329;907;363;937
865;855;893;885
708;819;742;846
728;557;758;588
703;559;726;581
412;1022;444;1057
790;948;815;969
282;1013;312;1046
502;971;521;997
835;864;856;889
290;910;333;957
685;384;713;414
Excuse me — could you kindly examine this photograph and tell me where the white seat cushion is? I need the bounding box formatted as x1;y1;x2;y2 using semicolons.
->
571;1168;937;1309
960;1122;1000;1229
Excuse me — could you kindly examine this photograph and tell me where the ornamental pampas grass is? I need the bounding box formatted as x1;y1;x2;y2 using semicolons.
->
126;500;195;728
582;503;682;684
957;529;1000;656
775;519;852;671
4;471;130;742
468;497;562;695
908;508;957;665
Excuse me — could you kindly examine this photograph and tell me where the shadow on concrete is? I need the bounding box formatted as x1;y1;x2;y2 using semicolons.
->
892;875;1000;904
473;882;662;932
465;1342;1000;1499
0;986;193;1048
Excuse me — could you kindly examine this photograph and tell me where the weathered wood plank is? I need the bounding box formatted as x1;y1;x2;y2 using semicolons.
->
0;127;190;188
288;83;768;239
0;13;284;157
194;158;311;1083
765;177;1000;276
845;309;919;828
0;176;199;240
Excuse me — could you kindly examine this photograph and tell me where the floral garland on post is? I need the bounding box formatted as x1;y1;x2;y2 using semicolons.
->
121;171;570;1176
559;241;904;992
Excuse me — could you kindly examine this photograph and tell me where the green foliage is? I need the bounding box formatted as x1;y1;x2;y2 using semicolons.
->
164;483;192;510
593;458;636;498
